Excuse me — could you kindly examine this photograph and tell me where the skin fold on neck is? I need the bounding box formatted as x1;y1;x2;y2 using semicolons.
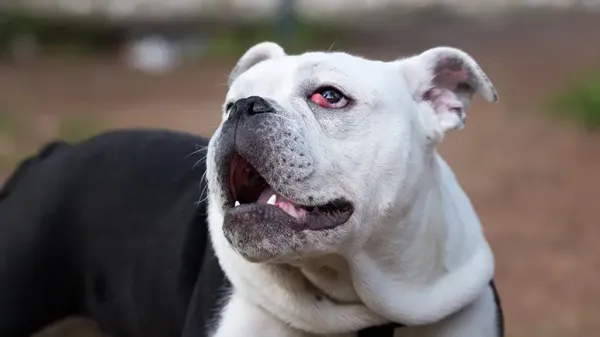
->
295;153;494;327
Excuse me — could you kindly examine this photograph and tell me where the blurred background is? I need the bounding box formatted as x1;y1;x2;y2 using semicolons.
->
1;0;599;337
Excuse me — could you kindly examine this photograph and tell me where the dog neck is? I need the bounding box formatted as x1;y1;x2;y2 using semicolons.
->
209;150;494;332
311;151;495;326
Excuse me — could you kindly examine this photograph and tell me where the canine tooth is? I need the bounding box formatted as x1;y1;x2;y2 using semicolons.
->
235;201;240;207
267;194;277;205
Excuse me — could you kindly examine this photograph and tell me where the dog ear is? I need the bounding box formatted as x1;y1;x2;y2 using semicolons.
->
399;47;498;137
228;42;286;86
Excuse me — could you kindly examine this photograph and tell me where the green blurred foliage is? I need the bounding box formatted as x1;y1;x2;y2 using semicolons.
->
0;107;23;172
549;70;600;131
0;11;122;55
0;106;21;137
58;117;109;143
0;107;109;172
207;19;346;58
0;10;346;57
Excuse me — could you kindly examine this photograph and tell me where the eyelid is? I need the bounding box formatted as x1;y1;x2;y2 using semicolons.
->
312;83;353;100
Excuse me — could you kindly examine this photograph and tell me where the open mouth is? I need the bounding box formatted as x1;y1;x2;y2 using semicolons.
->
227;153;353;230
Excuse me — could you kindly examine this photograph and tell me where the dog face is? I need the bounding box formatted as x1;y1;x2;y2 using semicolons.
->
206;42;497;263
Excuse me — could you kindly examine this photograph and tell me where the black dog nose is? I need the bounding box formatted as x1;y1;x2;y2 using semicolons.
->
232;96;275;117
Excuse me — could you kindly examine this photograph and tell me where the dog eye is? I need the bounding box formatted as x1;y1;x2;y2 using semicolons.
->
310;87;348;109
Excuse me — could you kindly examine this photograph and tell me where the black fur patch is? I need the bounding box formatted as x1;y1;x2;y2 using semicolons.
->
0;140;70;202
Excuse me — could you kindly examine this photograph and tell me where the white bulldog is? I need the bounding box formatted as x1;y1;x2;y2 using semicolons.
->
205;42;501;337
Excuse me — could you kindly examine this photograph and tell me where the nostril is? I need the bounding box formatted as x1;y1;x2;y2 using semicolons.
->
250;99;274;115
242;96;274;116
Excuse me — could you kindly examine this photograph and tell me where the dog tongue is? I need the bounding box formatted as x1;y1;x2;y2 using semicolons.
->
257;187;307;220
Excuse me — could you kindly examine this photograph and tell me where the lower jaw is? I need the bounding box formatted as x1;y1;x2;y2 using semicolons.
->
222;204;357;264
222;205;307;262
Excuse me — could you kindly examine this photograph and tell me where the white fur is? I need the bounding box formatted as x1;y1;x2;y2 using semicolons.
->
213;292;356;337
394;284;499;337
349;155;494;324
206;42;499;337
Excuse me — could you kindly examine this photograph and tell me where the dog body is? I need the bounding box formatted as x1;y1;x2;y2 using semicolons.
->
0;130;228;337
205;42;502;337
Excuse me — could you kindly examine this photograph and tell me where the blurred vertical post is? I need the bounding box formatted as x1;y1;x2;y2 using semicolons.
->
277;0;296;47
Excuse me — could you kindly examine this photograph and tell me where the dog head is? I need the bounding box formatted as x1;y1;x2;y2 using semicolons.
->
206;42;497;263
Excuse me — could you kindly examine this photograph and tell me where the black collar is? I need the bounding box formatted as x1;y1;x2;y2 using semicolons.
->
357;322;404;337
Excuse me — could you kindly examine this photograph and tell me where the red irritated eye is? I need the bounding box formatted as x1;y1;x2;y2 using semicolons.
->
310;87;349;109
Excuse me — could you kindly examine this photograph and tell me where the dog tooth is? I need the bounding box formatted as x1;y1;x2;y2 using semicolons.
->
235;201;240;207
267;194;277;205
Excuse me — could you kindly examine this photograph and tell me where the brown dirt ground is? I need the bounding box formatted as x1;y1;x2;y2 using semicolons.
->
1;9;600;337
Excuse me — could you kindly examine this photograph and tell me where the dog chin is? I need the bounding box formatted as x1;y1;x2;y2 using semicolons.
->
220;198;355;263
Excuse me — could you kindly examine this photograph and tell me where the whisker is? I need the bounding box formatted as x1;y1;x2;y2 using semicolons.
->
327;38;338;52
193;155;207;169
184;145;208;160
196;170;210;206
